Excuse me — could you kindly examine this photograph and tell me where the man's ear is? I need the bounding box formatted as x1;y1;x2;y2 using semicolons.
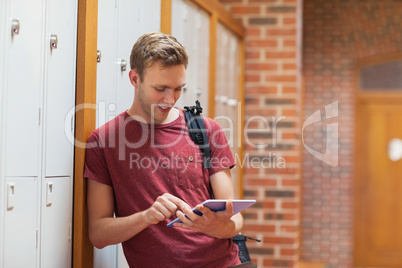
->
129;69;140;87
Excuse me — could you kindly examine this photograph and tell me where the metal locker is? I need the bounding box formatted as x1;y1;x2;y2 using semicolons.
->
115;0;161;115
115;0;142;115
172;0;210;115
196;9;210;116
41;177;72;268
43;0;77;176
96;0;118;128
4;0;44;177
0;1;6;262
3;177;39;268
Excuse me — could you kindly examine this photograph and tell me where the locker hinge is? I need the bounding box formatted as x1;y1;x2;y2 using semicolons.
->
38;108;41;126
36;229;39;248
68;223;72;240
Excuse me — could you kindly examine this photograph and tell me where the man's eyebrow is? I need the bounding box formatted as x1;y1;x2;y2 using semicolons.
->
154;83;187;88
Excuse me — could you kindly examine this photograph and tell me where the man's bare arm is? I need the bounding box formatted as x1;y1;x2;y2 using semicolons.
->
87;179;191;248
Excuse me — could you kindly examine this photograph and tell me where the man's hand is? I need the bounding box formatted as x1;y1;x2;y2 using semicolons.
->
173;199;238;239
143;193;192;225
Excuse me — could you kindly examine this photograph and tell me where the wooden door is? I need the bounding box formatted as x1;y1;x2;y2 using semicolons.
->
355;94;402;267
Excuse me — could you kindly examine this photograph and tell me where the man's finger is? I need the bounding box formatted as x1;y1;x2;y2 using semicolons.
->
164;194;191;210
225;200;234;216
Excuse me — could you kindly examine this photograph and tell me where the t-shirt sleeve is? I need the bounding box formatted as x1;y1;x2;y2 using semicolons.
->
83;131;113;186
205;118;236;176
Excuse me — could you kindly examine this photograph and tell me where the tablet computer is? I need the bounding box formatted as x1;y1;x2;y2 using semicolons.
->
167;199;256;227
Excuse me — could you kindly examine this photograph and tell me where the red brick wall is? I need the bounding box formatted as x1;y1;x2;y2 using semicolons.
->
220;0;302;267
302;1;402;268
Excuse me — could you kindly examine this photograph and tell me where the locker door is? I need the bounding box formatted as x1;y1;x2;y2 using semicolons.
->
44;0;77;176
172;0;196;109
0;0;4;258
115;0;162;115
3;177;39;268
41;177;72;268
96;0;118;128
195;9;210;116
5;0;44;176
215;23;230;117
115;0;141;115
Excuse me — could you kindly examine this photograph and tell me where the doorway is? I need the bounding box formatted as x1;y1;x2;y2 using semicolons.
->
355;58;402;267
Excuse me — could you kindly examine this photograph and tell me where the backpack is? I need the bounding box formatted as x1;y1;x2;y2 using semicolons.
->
183;100;211;169
183;101;261;265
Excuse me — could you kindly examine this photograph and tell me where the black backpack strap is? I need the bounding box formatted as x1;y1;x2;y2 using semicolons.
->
183;100;211;169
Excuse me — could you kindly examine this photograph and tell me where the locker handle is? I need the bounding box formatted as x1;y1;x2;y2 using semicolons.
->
46;182;53;207
120;59;127;72
97;50;101;63
227;99;238;107
7;183;15;210
50;34;58;50
11;18;20;36
220;96;228;104
195;88;202;96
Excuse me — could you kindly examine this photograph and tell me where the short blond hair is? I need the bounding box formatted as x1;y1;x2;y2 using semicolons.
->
130;32;188;81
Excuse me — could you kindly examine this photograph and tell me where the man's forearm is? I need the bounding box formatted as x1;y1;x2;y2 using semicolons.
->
90;210;150;249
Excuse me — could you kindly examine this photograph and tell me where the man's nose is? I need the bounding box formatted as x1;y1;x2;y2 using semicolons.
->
164;89;175;105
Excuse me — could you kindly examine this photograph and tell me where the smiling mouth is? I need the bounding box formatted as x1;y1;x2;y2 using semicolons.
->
157;105;172;112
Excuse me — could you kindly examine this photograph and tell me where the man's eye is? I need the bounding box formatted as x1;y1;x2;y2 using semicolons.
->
155;88;165;92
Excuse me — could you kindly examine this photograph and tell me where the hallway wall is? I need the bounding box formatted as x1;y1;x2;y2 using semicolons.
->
220;0;302;267
302;0;402;267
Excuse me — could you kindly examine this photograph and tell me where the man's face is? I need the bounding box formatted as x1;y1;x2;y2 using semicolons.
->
130;63;186;124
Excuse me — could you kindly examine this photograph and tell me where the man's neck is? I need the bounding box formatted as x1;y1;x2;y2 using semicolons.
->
126;107;179;125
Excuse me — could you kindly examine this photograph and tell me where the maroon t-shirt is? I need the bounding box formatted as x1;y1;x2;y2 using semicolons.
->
84;109;240;267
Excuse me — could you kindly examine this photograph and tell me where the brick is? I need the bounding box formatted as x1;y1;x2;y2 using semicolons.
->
280;248;297;256
265;190;295;197
265;51;296;59
263;236;297;244
248;247;274;255
247;86;277;94
283;17;297;25
246;51;260;59
265;75;297;82
247;39;278;48
249;0;277;3
266;212;297;220
268;5;296;12
282;131;298;139
219;0;242;3
281;109;297;116
263;259;296;267
243;212;258;220
243;189;258;198
246;27;261;36
283;86;297;93
247;178;277;186
245;224;276;232
265;98;295;105
231;6;261;15
282;179;299;187
283;63;297;70
247;63;278;71
266;28;297;36
245;74;261;82
280;225;298;232
249;17;277;25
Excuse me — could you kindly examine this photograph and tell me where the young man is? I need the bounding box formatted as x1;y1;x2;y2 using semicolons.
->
85;32;243;267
